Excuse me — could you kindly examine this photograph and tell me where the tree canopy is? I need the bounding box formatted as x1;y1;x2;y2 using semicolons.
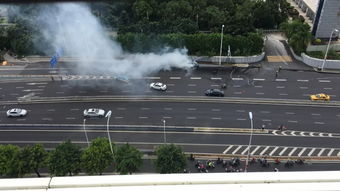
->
155;144;186;174
115;143;143;174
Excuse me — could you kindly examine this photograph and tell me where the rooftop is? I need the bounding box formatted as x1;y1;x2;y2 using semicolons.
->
303;0;319;13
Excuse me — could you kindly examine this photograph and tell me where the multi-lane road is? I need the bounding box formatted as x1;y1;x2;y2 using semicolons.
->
0;61;340;161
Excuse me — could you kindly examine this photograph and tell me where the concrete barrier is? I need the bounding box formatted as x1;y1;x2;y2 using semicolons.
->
194;52;265;64
301;53;340;70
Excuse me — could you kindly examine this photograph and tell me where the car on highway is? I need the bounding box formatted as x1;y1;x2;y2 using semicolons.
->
150;82;167;91
310;93;330;101
205;89;224;97
6;108;28;117
83;108;105;118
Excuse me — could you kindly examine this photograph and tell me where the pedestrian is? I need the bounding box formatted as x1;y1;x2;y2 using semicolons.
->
278;66;282;72
275;70;278;78
261;124;265;131
274;168;279;172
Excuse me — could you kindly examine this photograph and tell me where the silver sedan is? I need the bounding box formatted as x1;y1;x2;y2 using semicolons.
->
7;108;28;117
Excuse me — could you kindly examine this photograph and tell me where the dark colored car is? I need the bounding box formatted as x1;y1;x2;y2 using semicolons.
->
205;89;224;97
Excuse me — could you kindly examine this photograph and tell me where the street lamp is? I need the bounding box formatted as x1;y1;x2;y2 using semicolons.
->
162;119;166;144
245;112;254;172
321;29;339;71
105;110;114;155
219;25;225;66
83;118;90;147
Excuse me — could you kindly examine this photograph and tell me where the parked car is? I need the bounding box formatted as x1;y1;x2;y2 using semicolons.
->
310;93;330;101
83;108;105;118
7;108;28;117
150;82;167;91
205;89;224;97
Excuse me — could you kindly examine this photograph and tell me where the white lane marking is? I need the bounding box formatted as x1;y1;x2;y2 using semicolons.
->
300;132;305;136
319;133;324;137
288;120;298;123
254;86;263;88
56;92;64;94
269;147;279;156
233;85;241;88
164;108;172;110
211;77;222;80
163;116;172;119
114;117;123;119
272;130;279;135
256;92;264;95
211;109;221;112
290;131;296;136
318;80;331;83
141;108;150;110
308;148;316;156
223;145;234;154
317;148;325;156
262;119;271;122
237;118;246;121
190;77;201;80
117;107;126;110
276;86;285;88
327;149;334;157
144;77;160;79
282;131;287;136
66;117;75;120
298;148;307;157
170;77;181;80
253;78;265;81
285;112;295;115
47;109;55;112
42;118;52;121
211;117;222;120
299;87;308;89
186;117;196;120
279;147;288;156
187;108;197;111
27;82;48;85
297;79;309;82
187;91;196;94
167;84;175;86
279;93;288;96
211;84;220;87
70;108;80;111
259;146;270;155
22;89;43;92
16;87;24;89
275;79;287;82
232;77;243;80
233;92;242;94
311;113;321;116
288;147;298;156
138;116;148;119
324;87;333;90
188;84;196;87
336;114;340;117
236;110;245;112
337;151;340;157
251;146;260;155
232;146;243;154
314;122;325;125
329;134;333;137
241;147;249;155
260;111;270;114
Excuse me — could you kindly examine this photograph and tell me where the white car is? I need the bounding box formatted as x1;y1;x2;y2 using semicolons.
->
7;108;28;117
83;108;105;118
150;82;167;91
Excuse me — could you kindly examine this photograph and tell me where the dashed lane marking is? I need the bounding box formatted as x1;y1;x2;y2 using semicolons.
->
318;148;325;156
144;77;160;80
285;112;295;115
114;117;123;119
314;122;325;125
232;77;244;80
324;87;333;90
186;117;196;120
237;118;246;121
190;77;201;80
279;147;288;156
47;109;55;112
275;79;287;82
70;108;80;111
328;149;334;157
269;147;279;156
253;78;265;81
254;86;263;88
276;86;285;88
188;84;197;87
138;116;148;119
311;113;321;116
262;119;271;122
318;80;331;83
211;77;222;80
164;108;172;110
163;116;172;119
259;146;270;155
256;92;264;95
298;148;307;157
288;147;298;156
167;84;175;86
290;131;296;136
233;92;242;94
308;148;316;156
236;110;245;112
211;84;220;87
232;146;242;154
170;77;181;80
299;87;308;89
66;117;75;120
241;147;249;155
141;108;150;110
187;108;197;111
279;93;288;96
187;91;196;94
211;109;221;112
250;146;260;155
211;117;222;120
288;120;298;123
233;85;241;88
16;87;24;89
297;79;309;82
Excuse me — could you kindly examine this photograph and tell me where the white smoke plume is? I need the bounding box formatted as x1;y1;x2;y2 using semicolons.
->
36;3;193;79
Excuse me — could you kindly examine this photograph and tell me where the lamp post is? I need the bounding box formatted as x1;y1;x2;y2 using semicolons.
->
105;110;114;155
219;25;225;66
321;29;339;71
245;112;254;172
83;118;90;147
162;119;166;144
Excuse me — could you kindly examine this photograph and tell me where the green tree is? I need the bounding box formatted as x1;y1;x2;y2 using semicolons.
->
19;144;48;177
133;0;153;21
116;143;143;175
81;137;114;175
280;20;311;54
0;144;21;177
154;144;186;174
48;140;82;176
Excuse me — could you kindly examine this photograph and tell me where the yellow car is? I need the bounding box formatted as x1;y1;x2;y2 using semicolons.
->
310;93;330;101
